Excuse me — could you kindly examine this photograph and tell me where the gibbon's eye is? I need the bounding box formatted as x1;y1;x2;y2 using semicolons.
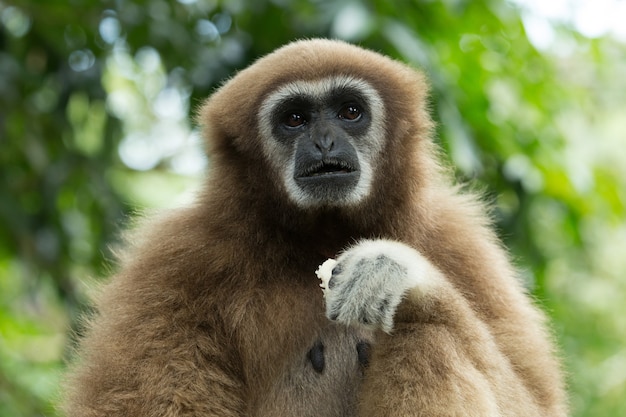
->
283;112;307;128
338;104;362;121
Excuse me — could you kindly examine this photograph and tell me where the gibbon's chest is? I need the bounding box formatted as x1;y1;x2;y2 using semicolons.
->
239;276;374;417
254;323;374;417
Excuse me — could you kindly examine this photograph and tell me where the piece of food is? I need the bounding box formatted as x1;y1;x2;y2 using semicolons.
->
315;258;337;296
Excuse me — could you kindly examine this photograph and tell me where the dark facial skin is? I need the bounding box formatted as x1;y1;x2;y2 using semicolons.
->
270;88;373;202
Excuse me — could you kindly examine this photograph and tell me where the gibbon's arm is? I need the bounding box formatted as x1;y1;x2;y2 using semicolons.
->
323;239;546;416
61;277;246;417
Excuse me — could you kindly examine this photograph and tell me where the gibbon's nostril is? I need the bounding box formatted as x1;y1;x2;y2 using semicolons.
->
356;341;371;367
307;340;325;373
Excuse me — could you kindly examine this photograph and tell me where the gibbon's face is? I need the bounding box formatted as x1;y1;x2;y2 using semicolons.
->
258;76;386;208
202;40;432;211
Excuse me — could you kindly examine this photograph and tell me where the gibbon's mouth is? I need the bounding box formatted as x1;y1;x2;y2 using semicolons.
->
299;160;356;178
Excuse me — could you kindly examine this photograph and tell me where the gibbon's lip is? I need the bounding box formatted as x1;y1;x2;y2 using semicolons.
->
299;160;356;178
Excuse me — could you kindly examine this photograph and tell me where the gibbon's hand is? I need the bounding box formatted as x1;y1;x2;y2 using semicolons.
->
323;239;438;333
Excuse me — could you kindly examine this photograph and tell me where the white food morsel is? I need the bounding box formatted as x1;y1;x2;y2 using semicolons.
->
315;258;337;296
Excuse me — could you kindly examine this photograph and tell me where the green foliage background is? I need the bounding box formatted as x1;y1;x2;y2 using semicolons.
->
1;0;625;415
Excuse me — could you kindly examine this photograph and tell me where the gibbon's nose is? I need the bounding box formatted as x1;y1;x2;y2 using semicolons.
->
314;134;334;155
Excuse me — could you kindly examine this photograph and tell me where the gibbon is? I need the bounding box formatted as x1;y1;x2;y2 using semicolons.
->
62;39;568;416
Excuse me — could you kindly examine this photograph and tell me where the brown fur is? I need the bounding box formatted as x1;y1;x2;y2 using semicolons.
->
61;39;567;416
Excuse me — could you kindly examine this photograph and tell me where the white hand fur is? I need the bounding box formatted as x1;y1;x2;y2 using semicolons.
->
325;239;438;333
